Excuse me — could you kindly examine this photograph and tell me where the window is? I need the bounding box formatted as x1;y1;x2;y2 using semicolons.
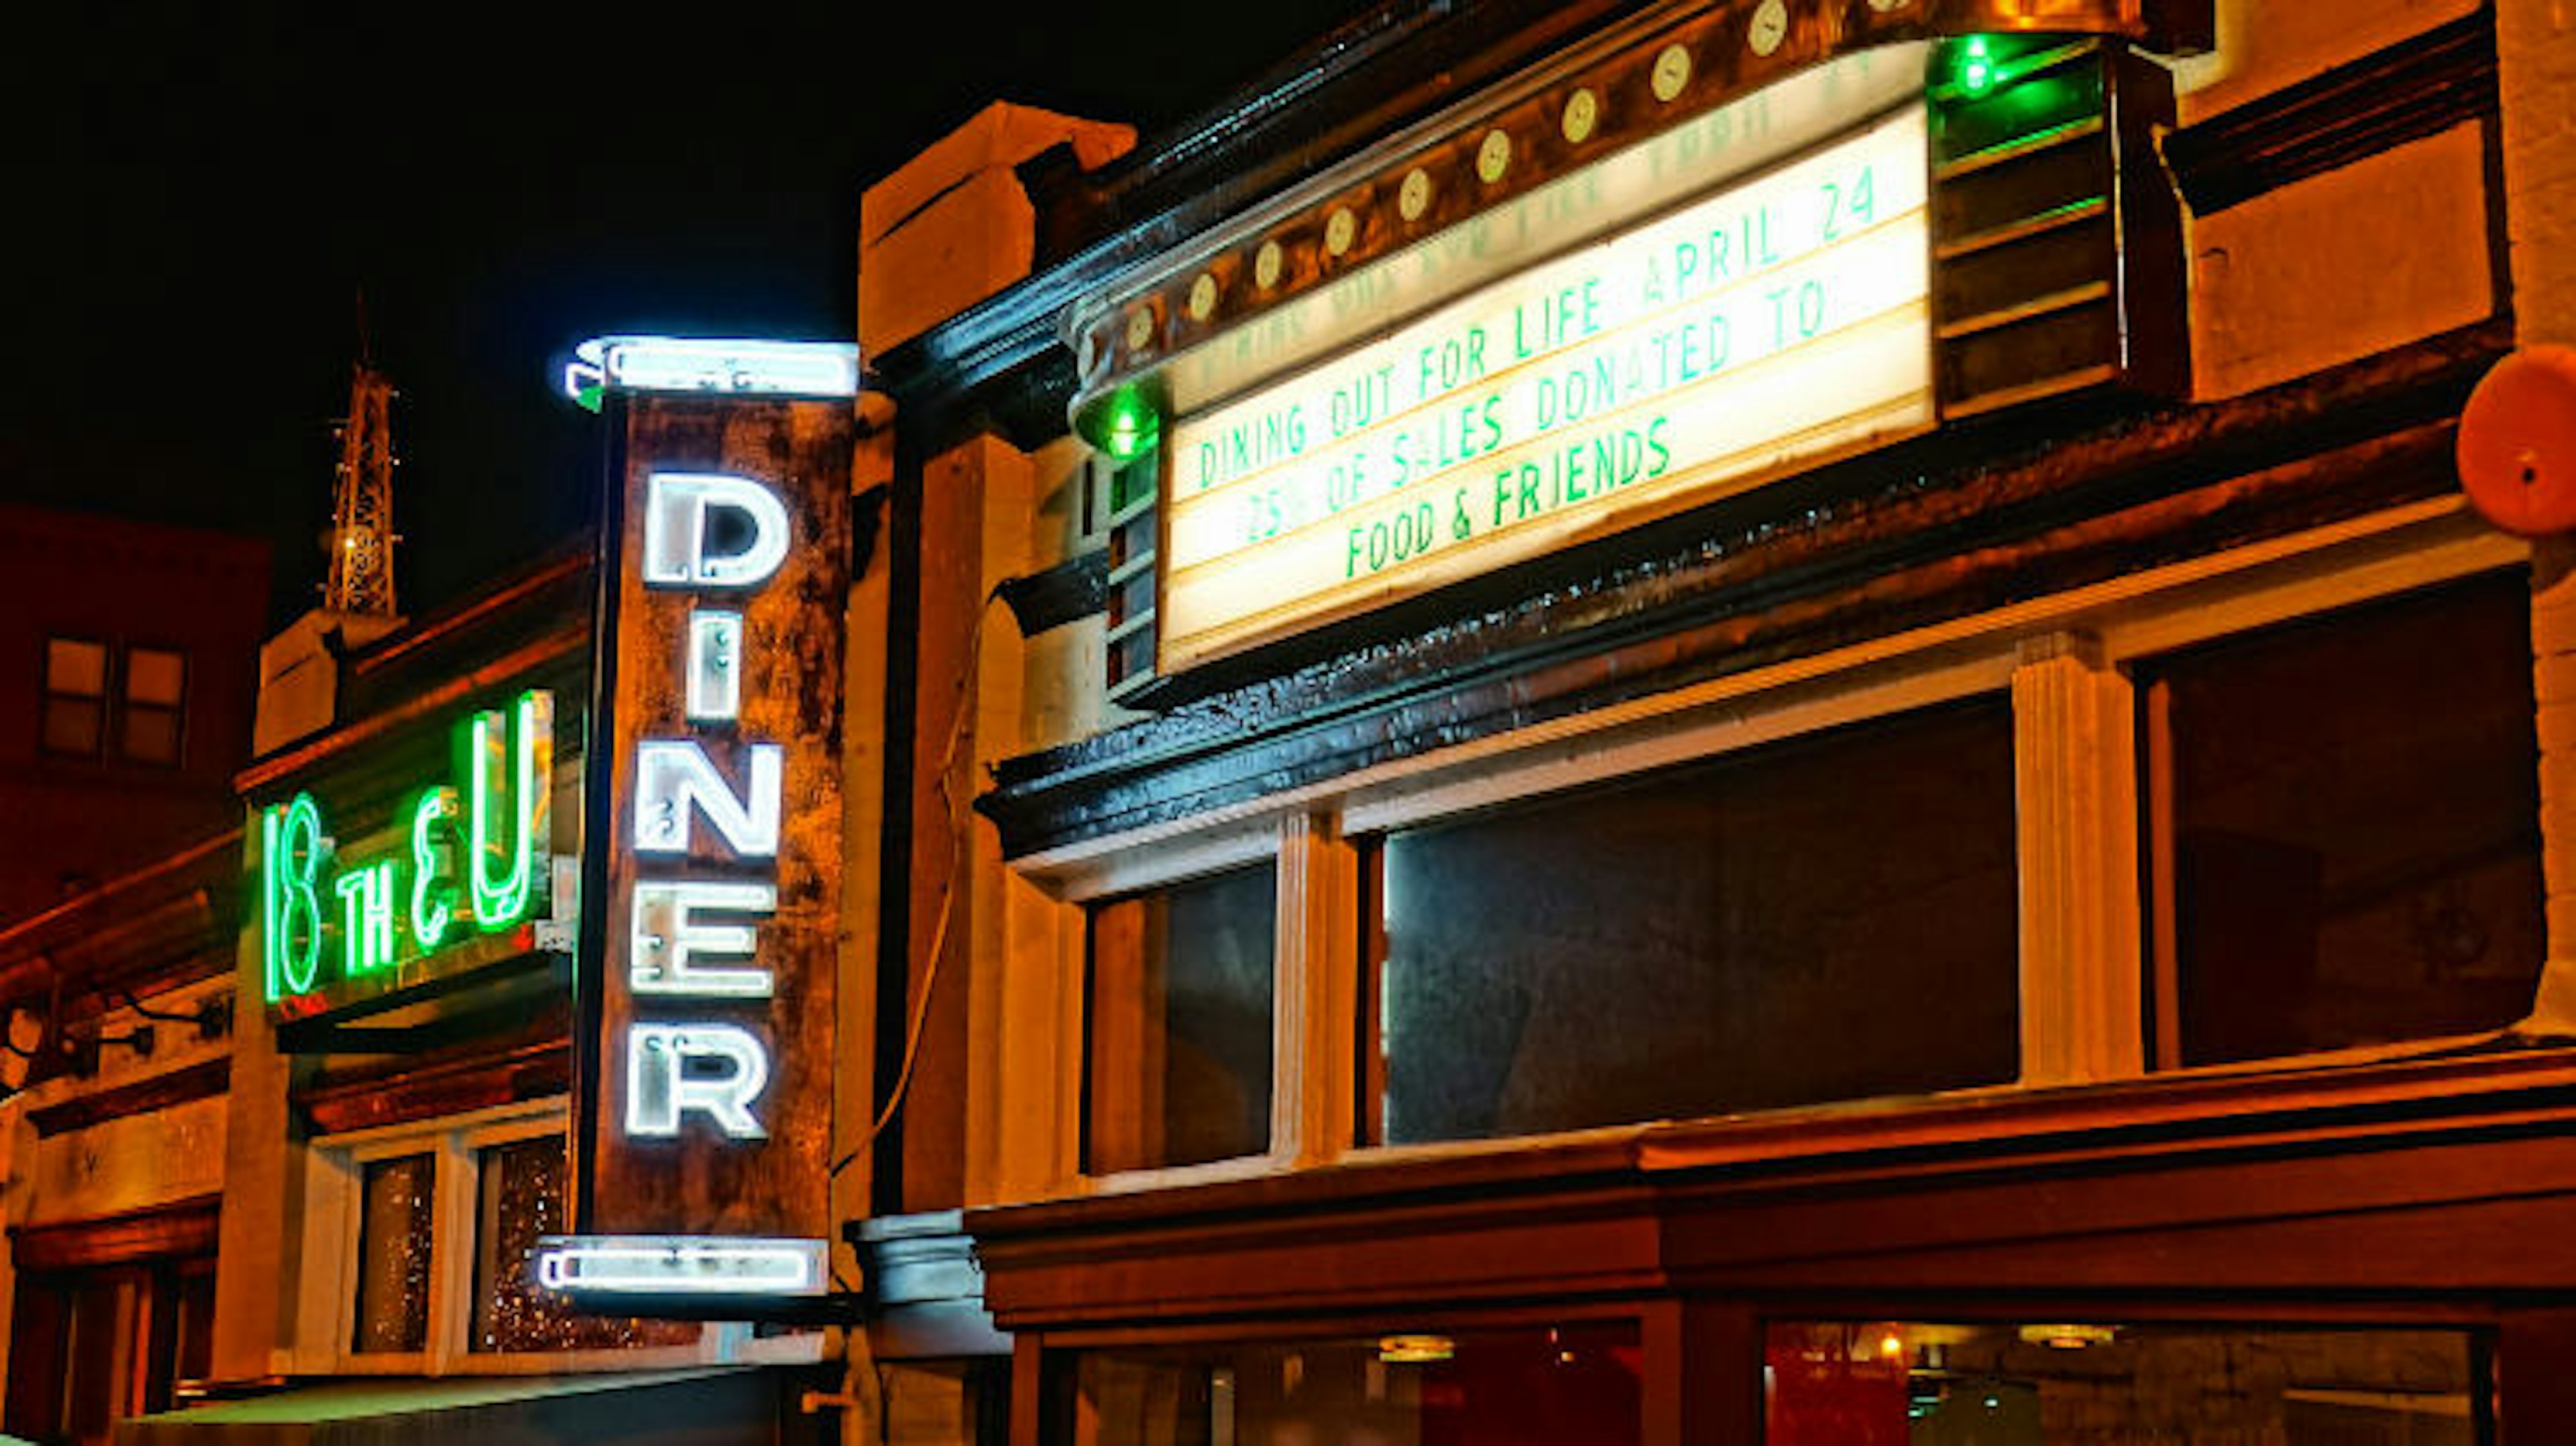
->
1362;698;2021;1146
1067;1321;1640;1446
1765;1319;2481;1443
318;1105;752;1370
39;638;186;765
42;637;107;756
1085;861;1277;1175
471;1135;689;1353
120;647;185;765
352;1154;435;1353
2142;572;2544;1067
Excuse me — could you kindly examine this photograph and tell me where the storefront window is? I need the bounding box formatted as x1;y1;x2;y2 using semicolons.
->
352;1152;435;1353
1085;861;1277;1174
1364;698;2019;1145
2143;572;2544;1067
471;1135;693;1353
1765;1320;2481;1443
1066;1321;1639;1446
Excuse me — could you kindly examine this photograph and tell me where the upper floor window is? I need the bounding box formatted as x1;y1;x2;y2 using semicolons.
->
2142;570;2544;1067
1360;696;2021;1146
41;638;186;765
1085;860;1278;1175
119;647;186;765
41;637;107;757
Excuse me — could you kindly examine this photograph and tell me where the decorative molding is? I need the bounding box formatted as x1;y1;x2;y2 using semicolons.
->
296;1037;570;1137
27;1057;229;1138
2164;11;2499;217
970;1046;2576;1327
11;1195;220;1271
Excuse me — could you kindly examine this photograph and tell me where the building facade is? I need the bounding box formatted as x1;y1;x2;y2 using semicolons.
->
849;0;2576;1442
0;504;266;1445
42;1;2576;1443
0;506;268;922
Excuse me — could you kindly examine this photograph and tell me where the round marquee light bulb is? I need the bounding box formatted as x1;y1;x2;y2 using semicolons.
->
1561;88;1599;144
1477;128;1513;184
1652;44;1693;101
1254;239;1285;290
1325;207;1358;257
1399;167;1432;221
1749;0;1789;56
1124;309;1155;353
1187;273;1220;322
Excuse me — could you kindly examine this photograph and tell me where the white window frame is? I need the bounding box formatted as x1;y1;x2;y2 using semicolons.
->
305;1097;822;1375
1007;498;2530;1194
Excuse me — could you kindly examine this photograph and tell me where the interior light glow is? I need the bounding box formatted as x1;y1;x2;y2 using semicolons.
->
560;337;861;404
532;1235;828;1296
1377;1334;1456;1364
2017;1323;2118;1349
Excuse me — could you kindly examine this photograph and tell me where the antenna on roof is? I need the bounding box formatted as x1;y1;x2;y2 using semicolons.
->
323;292;399;616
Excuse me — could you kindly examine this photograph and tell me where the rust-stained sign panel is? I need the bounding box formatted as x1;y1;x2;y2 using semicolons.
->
540;341;856;1315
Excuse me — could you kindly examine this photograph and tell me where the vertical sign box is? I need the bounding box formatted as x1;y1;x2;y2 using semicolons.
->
541;339;856;1311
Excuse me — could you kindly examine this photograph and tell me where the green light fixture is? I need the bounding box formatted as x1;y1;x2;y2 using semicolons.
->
1955;35;2000;97
1073;378;1168;463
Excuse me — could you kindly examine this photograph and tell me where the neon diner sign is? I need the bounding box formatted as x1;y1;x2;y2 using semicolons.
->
259;691;555;1003
615;471;793;1141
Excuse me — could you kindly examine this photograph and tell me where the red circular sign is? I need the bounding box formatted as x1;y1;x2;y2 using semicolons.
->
2459;345;2576;537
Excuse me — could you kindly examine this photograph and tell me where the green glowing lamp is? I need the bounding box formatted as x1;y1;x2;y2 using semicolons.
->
1953;35;2000;97
1102;395;1152;460
1072;379;1168;463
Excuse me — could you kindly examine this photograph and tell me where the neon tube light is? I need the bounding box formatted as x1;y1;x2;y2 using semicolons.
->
560;337;860;408
532;1235;828;1296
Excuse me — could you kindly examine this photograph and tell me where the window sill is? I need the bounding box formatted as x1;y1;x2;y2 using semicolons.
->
975;1036;2576;1233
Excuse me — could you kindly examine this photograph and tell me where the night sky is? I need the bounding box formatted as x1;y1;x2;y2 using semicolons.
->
1;1;1373;622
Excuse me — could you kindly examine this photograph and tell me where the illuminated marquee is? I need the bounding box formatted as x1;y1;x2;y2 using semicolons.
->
258;691;555;1005
543;345;851;1310
1159;105;1932;670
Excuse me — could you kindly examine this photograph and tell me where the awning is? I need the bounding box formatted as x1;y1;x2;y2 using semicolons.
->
115;1367;795;1446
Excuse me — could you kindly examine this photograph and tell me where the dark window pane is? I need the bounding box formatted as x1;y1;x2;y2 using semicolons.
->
1086;863;1276;1174
1071;1323;1639;1446
42;698;103;755
472;1135;694;1353
353;1154;434;1353
1371;699;2019;1146
121;705;180;765
1766;1320;2478;1444
2148;573;2544;1066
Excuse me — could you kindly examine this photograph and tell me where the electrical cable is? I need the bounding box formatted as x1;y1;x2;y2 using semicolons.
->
109;985;219;1029
830;586;1004;1179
